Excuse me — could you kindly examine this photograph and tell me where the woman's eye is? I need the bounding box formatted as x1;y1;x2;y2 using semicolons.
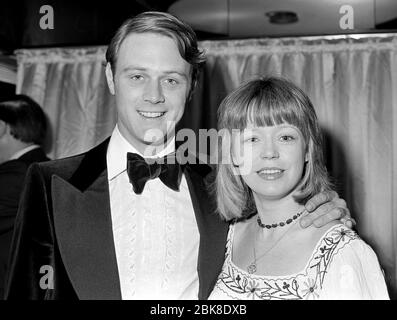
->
245;137;258;142
280;135;295;142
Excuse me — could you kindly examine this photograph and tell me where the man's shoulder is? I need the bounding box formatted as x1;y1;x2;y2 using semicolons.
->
19;147;51;164
38;153;86;170
28;153;86;183
33;139;110;183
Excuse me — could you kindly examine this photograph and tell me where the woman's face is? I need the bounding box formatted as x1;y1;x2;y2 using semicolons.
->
232;123;308;201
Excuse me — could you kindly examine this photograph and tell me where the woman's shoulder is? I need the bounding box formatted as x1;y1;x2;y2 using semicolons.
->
314;224;381;267
304;221;357;250
297;223;362;277
306;222;360;256
313;225;390;299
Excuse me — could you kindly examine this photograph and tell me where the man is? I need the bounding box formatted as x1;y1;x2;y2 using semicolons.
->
0;94;50;298
5;12;352;300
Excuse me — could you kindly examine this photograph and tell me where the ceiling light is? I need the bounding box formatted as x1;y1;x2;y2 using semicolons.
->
265;11;298;24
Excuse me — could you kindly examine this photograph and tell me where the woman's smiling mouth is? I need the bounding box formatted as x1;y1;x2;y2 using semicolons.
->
257;167;285;180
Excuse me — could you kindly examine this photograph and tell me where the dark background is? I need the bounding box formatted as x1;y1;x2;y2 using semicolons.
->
0;0;219;53
1;0;397;53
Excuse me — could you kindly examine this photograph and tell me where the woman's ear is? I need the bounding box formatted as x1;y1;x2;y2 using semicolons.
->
231;146;246;174
231;150;242;168
219;129;241;175
304;140;312;163
230;130;245;168
305;151;309;163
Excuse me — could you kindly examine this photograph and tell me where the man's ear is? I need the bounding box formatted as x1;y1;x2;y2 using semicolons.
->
0;120;7;138
105;63;115;95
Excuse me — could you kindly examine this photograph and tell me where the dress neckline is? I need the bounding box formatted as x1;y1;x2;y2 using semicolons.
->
226;222;350;280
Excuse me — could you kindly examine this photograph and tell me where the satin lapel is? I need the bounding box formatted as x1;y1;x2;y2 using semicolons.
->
52;173;121;300
51;138;121;300
184;166;229;300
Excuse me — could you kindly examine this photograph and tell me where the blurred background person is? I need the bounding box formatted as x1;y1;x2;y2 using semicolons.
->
0;94;50;298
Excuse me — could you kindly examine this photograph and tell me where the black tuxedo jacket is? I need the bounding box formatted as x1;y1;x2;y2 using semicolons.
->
4;139;229;300
0;147;49;298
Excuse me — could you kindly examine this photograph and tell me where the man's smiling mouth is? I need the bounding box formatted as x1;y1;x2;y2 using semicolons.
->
138;111;166;119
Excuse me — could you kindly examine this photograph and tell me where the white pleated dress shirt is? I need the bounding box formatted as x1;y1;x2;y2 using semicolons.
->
106;126;200;299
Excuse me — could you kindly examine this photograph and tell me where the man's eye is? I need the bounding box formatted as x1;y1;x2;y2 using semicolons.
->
130;75;144;81
165;79;178;85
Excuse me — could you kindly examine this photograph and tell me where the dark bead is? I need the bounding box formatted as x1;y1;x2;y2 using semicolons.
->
279;222;285;226
272;224;277;228
293;215;297;220
266;225;272;229
286;219;292;224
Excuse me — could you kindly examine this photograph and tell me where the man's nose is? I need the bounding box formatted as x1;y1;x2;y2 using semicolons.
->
143;80;165;104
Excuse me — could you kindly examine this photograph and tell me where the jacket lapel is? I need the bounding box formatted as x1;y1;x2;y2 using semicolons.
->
184;164;229;300
52;139;121;299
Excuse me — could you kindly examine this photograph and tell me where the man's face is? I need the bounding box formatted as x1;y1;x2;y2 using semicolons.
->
106;32;192;154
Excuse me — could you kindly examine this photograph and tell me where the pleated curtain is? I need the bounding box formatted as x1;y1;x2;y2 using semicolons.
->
16;34;397;298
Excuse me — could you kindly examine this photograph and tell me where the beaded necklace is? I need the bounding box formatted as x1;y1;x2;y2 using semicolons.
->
247;209;305;274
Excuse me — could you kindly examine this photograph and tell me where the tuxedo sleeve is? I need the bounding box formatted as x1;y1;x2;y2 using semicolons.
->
4;163;73;299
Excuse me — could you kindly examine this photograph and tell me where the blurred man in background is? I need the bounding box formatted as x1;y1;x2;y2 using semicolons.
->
0;94;49;298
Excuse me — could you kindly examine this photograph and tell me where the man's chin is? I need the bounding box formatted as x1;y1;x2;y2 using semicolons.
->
140;137;170;156
141;134;167;145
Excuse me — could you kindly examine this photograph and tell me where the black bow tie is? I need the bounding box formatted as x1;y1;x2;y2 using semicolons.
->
126;152;182;194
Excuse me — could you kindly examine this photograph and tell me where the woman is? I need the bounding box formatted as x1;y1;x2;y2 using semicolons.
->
209;77;389;300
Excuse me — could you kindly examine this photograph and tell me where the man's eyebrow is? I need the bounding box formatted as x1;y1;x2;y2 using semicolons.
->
164;71;189;79
120;66;146;73
120;66;189;79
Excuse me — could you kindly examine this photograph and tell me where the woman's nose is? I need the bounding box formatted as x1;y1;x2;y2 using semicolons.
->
260;141;279;159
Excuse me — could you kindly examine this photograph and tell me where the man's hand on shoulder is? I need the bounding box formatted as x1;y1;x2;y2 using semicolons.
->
300;190;355;229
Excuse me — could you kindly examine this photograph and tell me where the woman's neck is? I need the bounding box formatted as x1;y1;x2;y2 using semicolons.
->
253;192;305;227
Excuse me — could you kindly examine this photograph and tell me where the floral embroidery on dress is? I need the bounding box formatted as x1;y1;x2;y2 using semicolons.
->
214;224;359;300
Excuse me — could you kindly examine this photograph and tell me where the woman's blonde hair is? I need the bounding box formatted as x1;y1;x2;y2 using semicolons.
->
216;77;333;221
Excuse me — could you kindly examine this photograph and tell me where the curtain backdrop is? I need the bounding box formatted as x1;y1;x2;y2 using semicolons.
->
16;34;397;298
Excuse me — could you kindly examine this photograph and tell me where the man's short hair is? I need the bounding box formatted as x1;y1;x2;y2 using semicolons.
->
0;94;47;145
106;11;206;99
